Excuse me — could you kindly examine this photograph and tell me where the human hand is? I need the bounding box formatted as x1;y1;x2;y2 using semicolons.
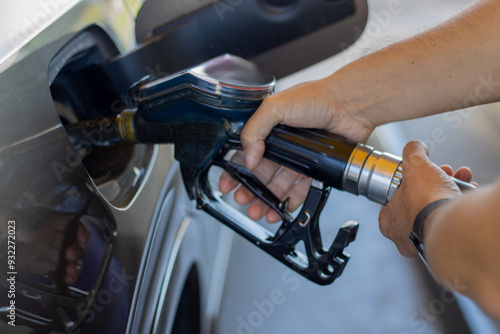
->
219;151;312;222
241;79;375;169
219;79;376;222
378;141;475;257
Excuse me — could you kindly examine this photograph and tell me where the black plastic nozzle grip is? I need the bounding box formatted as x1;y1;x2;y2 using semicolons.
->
262;125;357;190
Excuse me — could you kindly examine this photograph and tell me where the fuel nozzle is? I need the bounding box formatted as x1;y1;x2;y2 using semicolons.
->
62;54;477;285
64;53;476;207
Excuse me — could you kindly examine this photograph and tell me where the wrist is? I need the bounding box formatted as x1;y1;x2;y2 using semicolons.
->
328;61;395;129
323;73;376;142
410;198;452;258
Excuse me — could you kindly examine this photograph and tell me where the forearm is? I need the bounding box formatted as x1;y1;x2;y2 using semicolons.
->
424;179;500;318
326;0;500;127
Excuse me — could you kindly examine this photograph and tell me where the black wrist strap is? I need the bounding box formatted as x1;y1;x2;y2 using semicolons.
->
409;198;451;259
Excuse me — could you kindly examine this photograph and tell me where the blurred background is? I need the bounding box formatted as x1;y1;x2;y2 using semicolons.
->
215;0;500;333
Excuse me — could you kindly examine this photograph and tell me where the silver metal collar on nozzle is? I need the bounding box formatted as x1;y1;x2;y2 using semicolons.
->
342;144;403;205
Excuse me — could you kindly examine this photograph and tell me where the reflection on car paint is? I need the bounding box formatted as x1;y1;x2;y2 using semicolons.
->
0;129;130;332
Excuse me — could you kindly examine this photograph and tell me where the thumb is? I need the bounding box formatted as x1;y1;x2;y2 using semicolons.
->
241;98;283;170
402;140;431;175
